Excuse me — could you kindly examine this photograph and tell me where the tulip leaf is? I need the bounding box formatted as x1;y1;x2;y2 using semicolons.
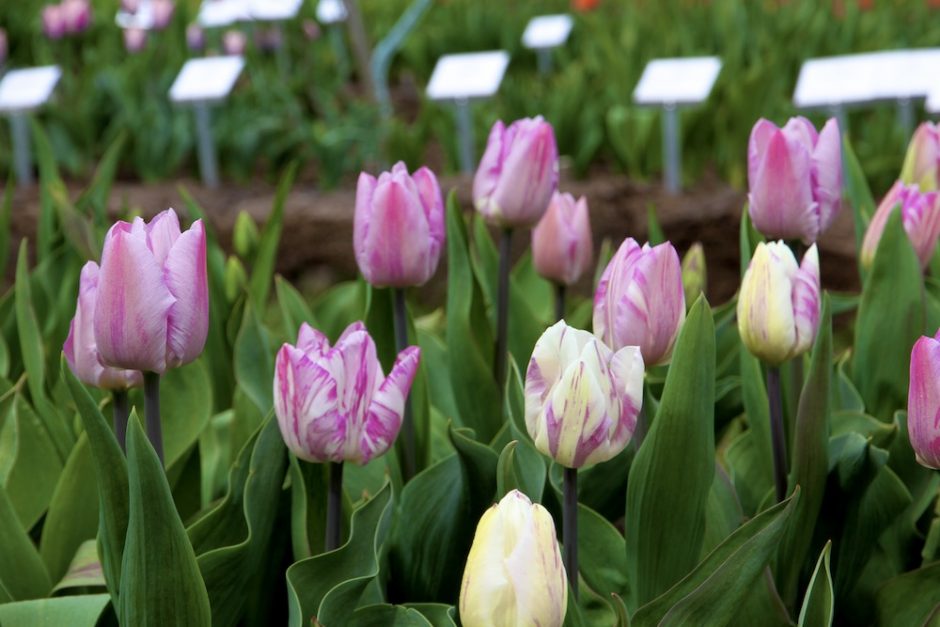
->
0;173;12;280
632;492;798;627
276;274;317;339
119;413;211;626
852;208;924;421
0;593;111;627
841;135;876;258
738;207;763;277
249;161;297;309
646;202;666;245
502;360;546;503
0;482;52;600
876;561;940;626
626;297;716;608
403;603;458;626
444;193;501;441
286;482;392;627
76;131;126;227
313;280;368;342
799;542;834;627
578;502;630;605
30;119;60;261
234;302;275;414
348;604;434;626
738;344;774;501
161;359;213;471
51;540;105;593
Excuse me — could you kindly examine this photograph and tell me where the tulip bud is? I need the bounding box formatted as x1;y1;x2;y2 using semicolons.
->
531;192;593;286
274;322;420;464
151;0;175;30
747;117;842;244
186;23;205;52
737;242;820;365
233;210;260;259
42;4;66;40
64;262;143;390
525;321;643;468
223;30;247;55
94;209;209;374
302;19;322;41
354;161;445;287
61;0;91;35
124;27;147;53
908;330;940;469
681;242;707;306
459;490;567;627
473;116;559;228
900;122;940;191
224;256;248;303
593;238;685;366
860;181;940;269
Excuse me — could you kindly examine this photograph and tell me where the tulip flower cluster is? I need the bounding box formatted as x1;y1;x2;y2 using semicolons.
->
43;0;92;39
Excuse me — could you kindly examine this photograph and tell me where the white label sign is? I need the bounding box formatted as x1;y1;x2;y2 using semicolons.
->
0;66;62;113
169;56;245;104
316;0;347;24
115;0;156;30
426;51;510;101
522;14;573;50
198;0;249;28
633;56;722;106
249;0;303;21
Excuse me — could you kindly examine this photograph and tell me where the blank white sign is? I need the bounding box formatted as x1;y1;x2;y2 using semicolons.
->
198;0;249;28
427;51;510;101
250;0;303;21
317;0;347;24
0;66;62;113
633;57;722;106
522;14;573;50
169;56;245;104
115;0;155;29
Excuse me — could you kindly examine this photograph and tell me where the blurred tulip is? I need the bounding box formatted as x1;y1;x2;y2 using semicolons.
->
223;256;248;303
908;330;940;469
531;192;593;285
900;122;940;191
42;4;66;40
120;0;140;13
255;26;283;52
593;238;685;366
473;116;559;228
222;29;247;55
0;28;8;66
94;209;208;374
64;262;142;390
738;242;820;365
460;490;567;627
186;23;205;52
232;210;260;259
273;322;420;464
151;0;175;30
61;0;91;34
123;27;147;53
354;161;445;287
302;18;322;41
525;321;643;468
681;242;707;306
861;181;940;269
747;117;842;243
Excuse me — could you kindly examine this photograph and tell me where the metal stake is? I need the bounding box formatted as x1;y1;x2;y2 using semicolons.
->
455;97;474;175
193;102;218;188
10;112;32;186
536;48;553;75
662;103;681;194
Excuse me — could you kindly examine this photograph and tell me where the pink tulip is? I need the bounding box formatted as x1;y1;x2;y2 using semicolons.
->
61;0;91;35
124;27;147;53
64;262;142;390
273;321;421;464
151;0;175;30
593;238;685;366
531;191;593;285
222;30;247;55
473;116;559;228
120;0;140;14
747;117;842;243
42;4;66;40
186;24;205;52
354;161;445;287
94;209;208;374
908;330;940;469
900;122;940;191
860;181;940;269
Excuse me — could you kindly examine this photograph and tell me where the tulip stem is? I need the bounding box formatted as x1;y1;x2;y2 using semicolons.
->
326;461;344;551
495;228;513;399
392;287;416;482
143;372;164;466
563;466;579;600
767;366;788;502
112;390;129;453
554;283;566;322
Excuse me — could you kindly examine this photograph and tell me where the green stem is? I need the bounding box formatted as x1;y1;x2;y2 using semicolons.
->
326;461;344;551
767;366;788;502
392;287;416;482
143;372;163;466
112;389;129;453
494;228;513;400
563;466;579;600
554;283;566;322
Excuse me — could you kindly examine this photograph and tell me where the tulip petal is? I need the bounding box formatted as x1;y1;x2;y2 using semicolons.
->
296;322;331;357
353;172;378;278
412;166;445;267
748;127;818;242
791;245;820;356
737;242;799;364
472;120;507;219
145;209;182;266
360;176;432;287
607;345;644;452
860;181;903;268
909;335;940;469
274;344;342;462
164;220;209;369
362;345;420;464
812;118;843;234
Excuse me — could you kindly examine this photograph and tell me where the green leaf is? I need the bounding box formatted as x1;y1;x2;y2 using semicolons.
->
0;172;13;279
626;297;715;608
842;135;876;260
349;604;434;626
119;414;211;626
76;131;126;227
738;345;774;498
234;303;275;414
578;502;630;605
276;274;316;339
799;542;834;627
646;203;666;245
51;540;106;593
405;604;458;626
876;561;940;626
0;483;51;599
249;162;297;308
502;360;546;503
852;208;925;420
30;119;60;261
0;593;111;627
160;360;214;470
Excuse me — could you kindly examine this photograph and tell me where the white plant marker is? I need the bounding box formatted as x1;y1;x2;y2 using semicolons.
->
522;14;573;75
0;66;62;186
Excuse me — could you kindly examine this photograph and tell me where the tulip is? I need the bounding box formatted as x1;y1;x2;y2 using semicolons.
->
302;19;322;41
151;0;174;30
120;0;139;13
124;27;147;53
42;5;66;40
94;209;208;374
525;321;643;468
473;116;559;228
255;26;283;52
353;161;445;288
64;262;142;390
747;117;842;243
0;28;8;66
186;24;205;52
223;30;247;55
908;330;940;469
273;321;420;465
531;192;593;286
900;122;940;191
61;0;91;35
860;181;940;269
593;238;685;366
460;490;567;627
681;242;707;306
737;242;820;365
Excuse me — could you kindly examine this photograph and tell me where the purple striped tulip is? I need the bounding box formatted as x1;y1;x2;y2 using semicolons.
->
274;322;420;465
531;192;593;286
593;238;685;366
186;24;205;52
473;116;559;228
748;117;842;244
354;162;445;287
42;4;66;40
901;122;940;191
61;0;91;35
94;209;208;374
737;242;820;365
151;0;174;30
64;262;142;390
525;321;644;468
909;330;940;469
861;181;940;269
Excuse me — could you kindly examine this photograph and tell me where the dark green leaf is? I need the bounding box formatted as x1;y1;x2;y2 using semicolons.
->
234;303;274;414
0;593;110;627
799;542;834;627
249;162;297;308
0;484;51;599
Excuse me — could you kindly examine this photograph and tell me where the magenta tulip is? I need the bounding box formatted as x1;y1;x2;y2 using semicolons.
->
909;330;940;469
860;181;940;269
124;27;147;53
354;162;445;287
94;209;208;374
151;0;175;30
42;5;66;40
61;0;91;34
531;192;593;286
222;30;247;55
274;321;420;464
186;24;205;52
473;116;559;228
747;117;842;243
